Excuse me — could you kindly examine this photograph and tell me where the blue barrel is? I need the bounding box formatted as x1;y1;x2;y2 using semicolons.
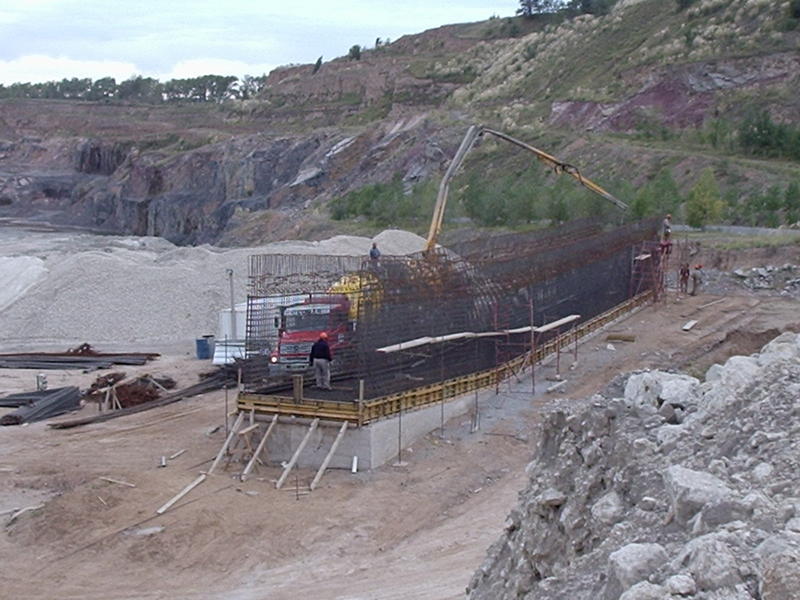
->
195;335;214;359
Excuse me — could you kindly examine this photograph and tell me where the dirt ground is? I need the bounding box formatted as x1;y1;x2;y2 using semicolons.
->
1;278;799;599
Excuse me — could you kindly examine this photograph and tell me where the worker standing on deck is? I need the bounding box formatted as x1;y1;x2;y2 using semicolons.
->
369;242;381;262
690;264;703;296
309;332;332;390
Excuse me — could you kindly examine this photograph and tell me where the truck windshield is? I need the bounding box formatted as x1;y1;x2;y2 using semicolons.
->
285;312;329;332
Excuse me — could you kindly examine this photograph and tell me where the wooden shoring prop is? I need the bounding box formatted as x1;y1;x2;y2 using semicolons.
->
241;414;279;481
156;474;206;515
310;421;349;491
276;418;319;489
208;412;244;475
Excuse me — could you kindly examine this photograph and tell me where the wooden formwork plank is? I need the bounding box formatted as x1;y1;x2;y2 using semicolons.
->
276;418;319;489
309;421;349;491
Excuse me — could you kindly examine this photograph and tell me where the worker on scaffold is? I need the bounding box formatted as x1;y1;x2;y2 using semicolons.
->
309;332;332;390
660;213;673;256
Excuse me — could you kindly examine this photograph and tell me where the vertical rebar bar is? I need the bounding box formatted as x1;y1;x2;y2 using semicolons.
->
396;403;403;465
573;324;578;362
440;343;445;438
556;326;561;377
529;298;535;395
227;268;236;340
224;334;229;437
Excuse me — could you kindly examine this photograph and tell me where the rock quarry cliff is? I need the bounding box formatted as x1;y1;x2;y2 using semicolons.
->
1;0;798;245
468;332;800;600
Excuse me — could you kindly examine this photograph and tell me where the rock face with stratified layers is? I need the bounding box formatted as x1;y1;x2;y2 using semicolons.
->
468;332;800;600
0;111;449;246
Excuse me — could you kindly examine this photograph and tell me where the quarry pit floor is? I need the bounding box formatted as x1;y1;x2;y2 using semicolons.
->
1;290;798;599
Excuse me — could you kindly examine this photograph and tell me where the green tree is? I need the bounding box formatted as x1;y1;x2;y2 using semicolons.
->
703;118;734;151
761;185;782;227
685;168;724;228
88;77;117;100
312;56;323;74
118;76;162;102
547;195;570;224
567;0;615;15
348;45;362;61
517;0;560;18
630;186;652;220
649;168;681;215
739;109;793;158
785;181;800;224
58;77;92;99
504;169;542;224
239;74;267;99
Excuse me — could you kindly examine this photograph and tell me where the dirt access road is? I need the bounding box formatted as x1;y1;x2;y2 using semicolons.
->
0;290;798;600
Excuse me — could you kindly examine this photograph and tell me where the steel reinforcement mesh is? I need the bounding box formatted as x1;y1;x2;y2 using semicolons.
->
241;218;660;400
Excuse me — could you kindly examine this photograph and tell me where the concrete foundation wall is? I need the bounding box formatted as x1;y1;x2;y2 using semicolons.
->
264;419;372;470
367;392;477;467
259;392;478;470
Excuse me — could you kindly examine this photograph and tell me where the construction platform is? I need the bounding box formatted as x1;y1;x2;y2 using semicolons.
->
230;292;651;475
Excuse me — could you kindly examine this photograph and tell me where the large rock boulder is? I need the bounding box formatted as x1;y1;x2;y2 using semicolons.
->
619;581;667;600
684;535;741;591
605;543;668;599
624;371;700;416
663;465;735;524
760;550;800;600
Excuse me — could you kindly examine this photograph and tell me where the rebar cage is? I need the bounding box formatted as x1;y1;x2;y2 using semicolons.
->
241;218;660;401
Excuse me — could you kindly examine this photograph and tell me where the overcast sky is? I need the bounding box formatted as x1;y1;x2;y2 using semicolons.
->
0;1;514;85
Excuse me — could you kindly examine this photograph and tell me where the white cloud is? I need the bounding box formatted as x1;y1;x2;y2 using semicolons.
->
0;1;514;85
158;58;278;81
0;54;139;85
0;55;278;86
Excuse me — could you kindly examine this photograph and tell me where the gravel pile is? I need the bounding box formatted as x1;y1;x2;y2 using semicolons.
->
732;264;800;296
686;264;800;298
0;227;426;351
468;332;800;600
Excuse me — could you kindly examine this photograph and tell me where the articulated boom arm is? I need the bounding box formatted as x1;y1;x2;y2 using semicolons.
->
425;125;628;253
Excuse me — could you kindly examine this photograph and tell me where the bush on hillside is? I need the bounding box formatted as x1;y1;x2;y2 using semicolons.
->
686;168;725;228
329;178;437;227
738;109;800;161
626;169;682;220
785;181;800;224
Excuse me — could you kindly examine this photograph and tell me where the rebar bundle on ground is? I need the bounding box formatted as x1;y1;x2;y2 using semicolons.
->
0;387;81;425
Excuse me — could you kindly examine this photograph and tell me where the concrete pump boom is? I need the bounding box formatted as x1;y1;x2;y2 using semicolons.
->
425;125;629;253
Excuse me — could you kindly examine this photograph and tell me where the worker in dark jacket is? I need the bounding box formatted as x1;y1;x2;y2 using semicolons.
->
309;332;332;390
369;242;381;262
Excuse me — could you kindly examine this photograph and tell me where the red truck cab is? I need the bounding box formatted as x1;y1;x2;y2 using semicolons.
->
269;294;351;372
